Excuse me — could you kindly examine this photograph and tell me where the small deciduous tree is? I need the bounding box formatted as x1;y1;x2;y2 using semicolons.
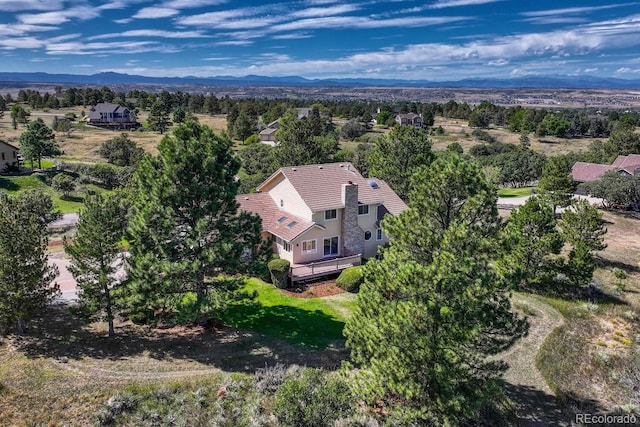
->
585;170;640;211
51;173;76;199
65;192;128;336
0;190;59;334
340;119;366;141
98;133;145;167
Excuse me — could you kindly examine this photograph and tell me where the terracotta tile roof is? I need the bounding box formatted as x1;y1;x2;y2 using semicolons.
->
236;193;322;242
257;162;407;214
571;162;615;182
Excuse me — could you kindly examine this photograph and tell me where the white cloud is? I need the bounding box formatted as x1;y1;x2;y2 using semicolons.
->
18;7;100;25
521;3;635;18
289;4;361;18
0;37;44;49
115;18;133;24
428;0;505;9
133;7;179;19
615;67;640;74
272;32;313;40
488;59;508;66
162;0;227;9
89;30;208;40
0;0;64;12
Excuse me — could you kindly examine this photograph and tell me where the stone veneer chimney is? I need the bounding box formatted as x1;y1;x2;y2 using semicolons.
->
341;182;365;257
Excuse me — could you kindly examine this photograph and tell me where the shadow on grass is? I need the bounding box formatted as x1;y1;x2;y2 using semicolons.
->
504;383;574;427
0;176;19;191
224;302;346;350
59;195;84;203
11;305;348;373
596;256;640;274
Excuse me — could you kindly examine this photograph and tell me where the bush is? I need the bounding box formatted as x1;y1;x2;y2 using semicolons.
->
336;266;364;292
268;259;290;289
254;363;303;394
274;368;355;427
51;173;76;198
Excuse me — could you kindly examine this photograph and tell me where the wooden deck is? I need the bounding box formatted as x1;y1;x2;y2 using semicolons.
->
290;254;361;283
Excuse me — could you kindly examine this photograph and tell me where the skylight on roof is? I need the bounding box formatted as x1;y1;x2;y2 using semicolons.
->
287;221;298;229
277;216;287;223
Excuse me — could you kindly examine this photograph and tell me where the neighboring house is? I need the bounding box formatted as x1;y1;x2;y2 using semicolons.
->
395;113;424;128
572;154;640;182
87;103;138;129
0;140;20;172
259;127;277;146
237;162;407;282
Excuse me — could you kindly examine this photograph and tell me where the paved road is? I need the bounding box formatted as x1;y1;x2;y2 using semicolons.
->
49;213;79;229
49;253;78;303
48;252;128;304
497;194;603;210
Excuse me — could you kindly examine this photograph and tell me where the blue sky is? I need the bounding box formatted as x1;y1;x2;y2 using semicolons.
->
2;0;640;81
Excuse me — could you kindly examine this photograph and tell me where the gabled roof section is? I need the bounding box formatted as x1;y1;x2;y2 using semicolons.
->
236;193;323;242
0;140;19;151
91;102;126;113
257;162;407;214
571;162;615;182
612;154;640;168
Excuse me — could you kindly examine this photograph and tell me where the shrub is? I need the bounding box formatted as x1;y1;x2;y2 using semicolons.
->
244;134;260;145
254;363;303;394
274;368;354;427
51;173;76;198
268;259;290;289
336;266;364;292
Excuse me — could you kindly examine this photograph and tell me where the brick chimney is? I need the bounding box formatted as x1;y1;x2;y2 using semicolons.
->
341;182;365;257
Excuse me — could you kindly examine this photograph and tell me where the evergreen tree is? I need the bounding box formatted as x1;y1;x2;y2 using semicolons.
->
558;199;607;287
64;192;128;336
274;108;338;167
233;110;256;141
498;196;563;289
344;155;528;425
19;118;60;169
367;125;434;201
0;191;59;334
538;155;577;214
147;101;172;134
126;121;262;322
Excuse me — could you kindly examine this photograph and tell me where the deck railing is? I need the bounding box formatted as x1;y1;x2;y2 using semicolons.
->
290;254;361;282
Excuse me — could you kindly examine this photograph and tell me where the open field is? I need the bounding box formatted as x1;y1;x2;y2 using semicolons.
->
0;109;229;163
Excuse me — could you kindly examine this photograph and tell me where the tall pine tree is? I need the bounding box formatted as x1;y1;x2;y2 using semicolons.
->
344;155;528;424
64;192;129;336
0;190;59;334
126;121;262;322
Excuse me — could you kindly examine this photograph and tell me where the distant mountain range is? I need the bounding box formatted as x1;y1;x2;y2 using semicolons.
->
1;71;640;89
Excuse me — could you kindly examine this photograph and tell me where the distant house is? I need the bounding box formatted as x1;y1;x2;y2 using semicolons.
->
572;154;640;182
259;127;277;146
237;162;407;283
87;103;138;129
395;113;424;129
0;140;20;172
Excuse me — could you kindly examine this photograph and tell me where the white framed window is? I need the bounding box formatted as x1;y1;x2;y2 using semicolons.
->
358;204;369;215
325;209;337;220
283;241;292;252
302;239;317;254
376;228;383;241
323;236;339;256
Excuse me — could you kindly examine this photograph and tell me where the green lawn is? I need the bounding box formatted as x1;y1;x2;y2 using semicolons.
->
497;186;536;198
225;278;357;349
22;159;56;169
0;174;104;214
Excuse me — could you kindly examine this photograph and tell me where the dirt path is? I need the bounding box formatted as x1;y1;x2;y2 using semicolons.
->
502;294;569;426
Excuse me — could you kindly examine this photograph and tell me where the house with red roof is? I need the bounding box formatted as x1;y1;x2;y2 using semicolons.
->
236;162;407;282
572;154;640;183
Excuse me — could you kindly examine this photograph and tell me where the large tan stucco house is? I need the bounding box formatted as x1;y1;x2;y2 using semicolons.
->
236;162;407;282
0;140;20;172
